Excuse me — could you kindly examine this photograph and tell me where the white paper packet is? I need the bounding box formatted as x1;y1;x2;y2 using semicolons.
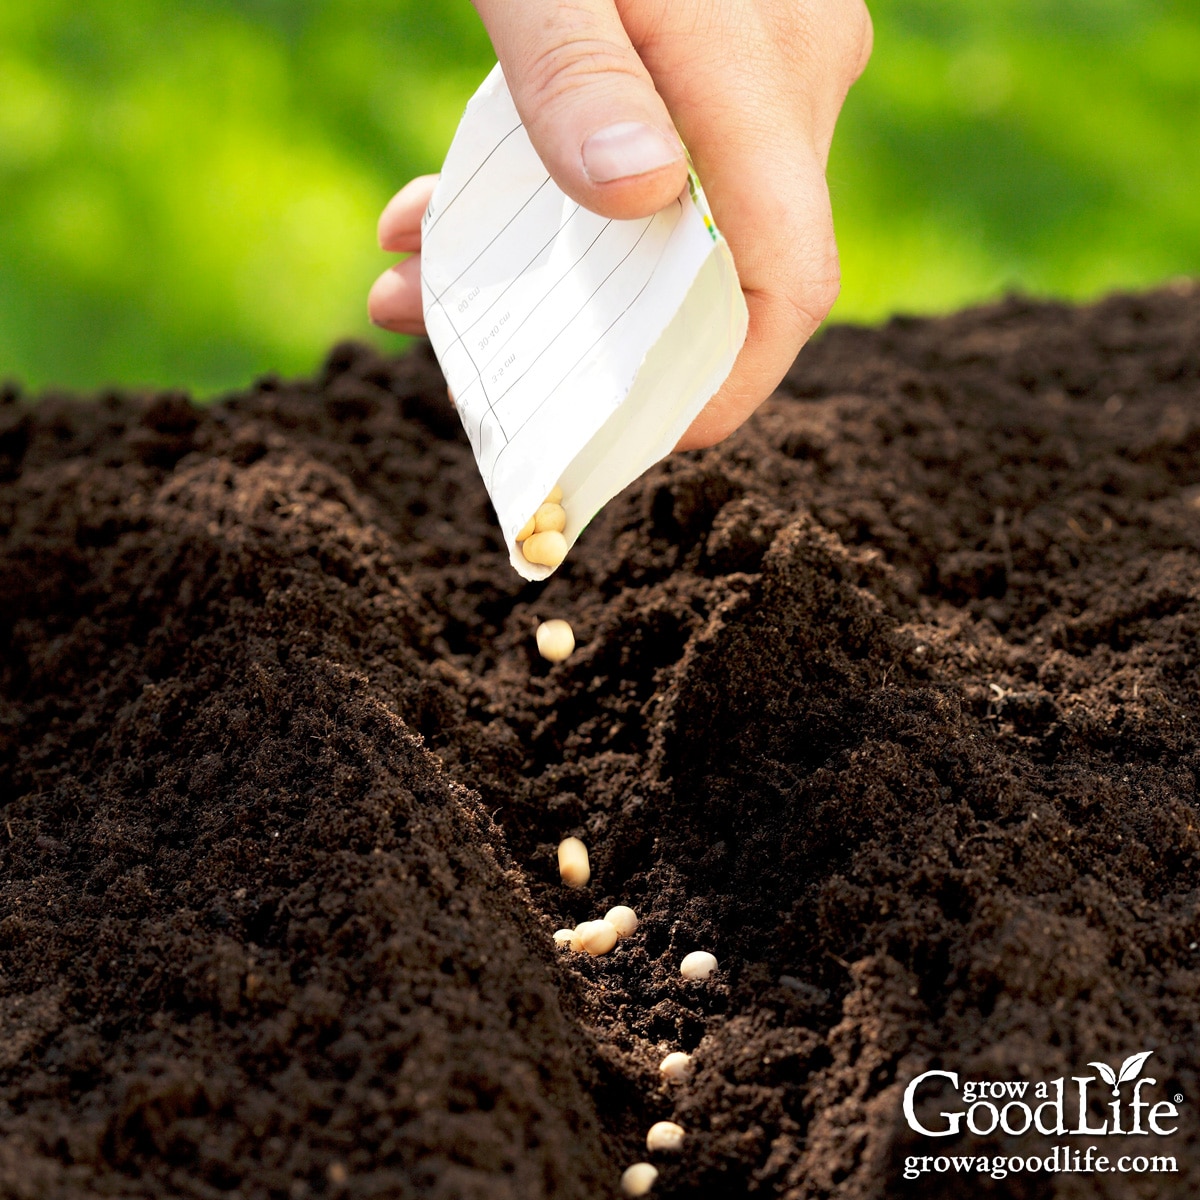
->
420;64;749;580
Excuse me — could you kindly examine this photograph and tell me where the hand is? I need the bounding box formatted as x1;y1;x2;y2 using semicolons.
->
369;0;872;450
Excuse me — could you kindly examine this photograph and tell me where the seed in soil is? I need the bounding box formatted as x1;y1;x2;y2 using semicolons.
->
552;928;575;948
536;619;575;662
522;530;568;568
575;919;619;956
680;950;718;980
620;1162;659;1196
604;905;638;938
645;1121;685;1153
658;1051;692;1081
557;837;590;888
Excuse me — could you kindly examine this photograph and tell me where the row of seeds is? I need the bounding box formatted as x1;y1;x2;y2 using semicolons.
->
555;838;718;1195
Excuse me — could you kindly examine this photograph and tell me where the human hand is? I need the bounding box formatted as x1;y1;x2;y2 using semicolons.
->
369;0;872;450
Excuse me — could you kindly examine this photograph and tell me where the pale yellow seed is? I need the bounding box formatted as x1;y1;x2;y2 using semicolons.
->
522;530;567;568
658;1052;693;1082
569;928;585;952
553;928;575;949
620;1163;658;1197
680;950;718;980
557;837;590;888
576;919;619;956
536;619;575;663
533;502;566;534
645;1121;685;1153
604;905;638;938
546;485;564;504
516;515;536;542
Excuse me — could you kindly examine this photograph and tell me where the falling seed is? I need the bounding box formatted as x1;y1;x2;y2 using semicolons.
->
557;837;590;888
658;1051;692;1082
645;1121;685;1153
575;919;619;956
620;1162;658;1197
522;530;568;568
680;950;718;980
553;928;575;948
536;619;575;663
604;905;638;938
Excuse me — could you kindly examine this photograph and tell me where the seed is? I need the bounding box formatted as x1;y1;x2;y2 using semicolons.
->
536;619;575;663
546;485;564;504
604;905;638;938
646;1121;685;1153
517;515;536;541
620;1163;658;1197
553;928;575;948
658;1051;692;1082
557;837;590;888
576;918;619;956
522;530;568;568
533;502;566;533
680;950;718;980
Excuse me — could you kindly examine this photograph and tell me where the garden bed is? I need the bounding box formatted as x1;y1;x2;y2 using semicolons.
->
2;285;1199;1198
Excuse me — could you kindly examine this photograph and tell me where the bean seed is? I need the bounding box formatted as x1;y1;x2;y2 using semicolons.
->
557;837;590;888
546;485;563;504
575;919;619;956
620;1163;658;1197
536;619;575;663
604;905;638;938
553;928;575;948
516;515;536;541
522;530;567;568
680;951;718;980
533;502;566;533
658;1052;692;1082
645;1121;685;1153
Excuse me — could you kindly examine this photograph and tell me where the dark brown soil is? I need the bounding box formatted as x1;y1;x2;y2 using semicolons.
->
3;284;1200;1199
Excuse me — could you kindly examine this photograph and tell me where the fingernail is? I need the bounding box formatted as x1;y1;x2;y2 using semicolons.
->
582;122;683;184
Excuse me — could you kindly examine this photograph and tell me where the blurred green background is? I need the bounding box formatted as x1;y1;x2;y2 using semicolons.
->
1;0;1197;395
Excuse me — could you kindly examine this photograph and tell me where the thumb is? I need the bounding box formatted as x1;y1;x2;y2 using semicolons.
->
473;0;687;220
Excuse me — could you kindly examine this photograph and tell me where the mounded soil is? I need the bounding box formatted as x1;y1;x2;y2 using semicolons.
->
3;285;1200;1199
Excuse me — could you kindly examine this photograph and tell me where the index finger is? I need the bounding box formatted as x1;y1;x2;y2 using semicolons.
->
378;175;439;253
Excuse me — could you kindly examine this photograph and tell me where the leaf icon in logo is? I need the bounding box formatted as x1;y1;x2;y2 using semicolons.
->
1089;1061;1119;1094
1118;1051;1154;1087
1088;1051;1154;1097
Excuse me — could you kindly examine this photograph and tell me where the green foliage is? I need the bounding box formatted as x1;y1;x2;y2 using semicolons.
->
0;0;1196;393
835;0;1200;320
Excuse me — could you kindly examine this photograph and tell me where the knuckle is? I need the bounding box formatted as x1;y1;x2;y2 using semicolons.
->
781;267;842;335
818;0;874;85
849;1;875;80
521;33;645;110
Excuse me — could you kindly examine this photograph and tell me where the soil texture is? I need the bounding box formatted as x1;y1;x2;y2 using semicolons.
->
3;285;1200;1199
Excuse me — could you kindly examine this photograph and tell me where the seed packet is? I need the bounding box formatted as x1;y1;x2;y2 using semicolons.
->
421;64;748;579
